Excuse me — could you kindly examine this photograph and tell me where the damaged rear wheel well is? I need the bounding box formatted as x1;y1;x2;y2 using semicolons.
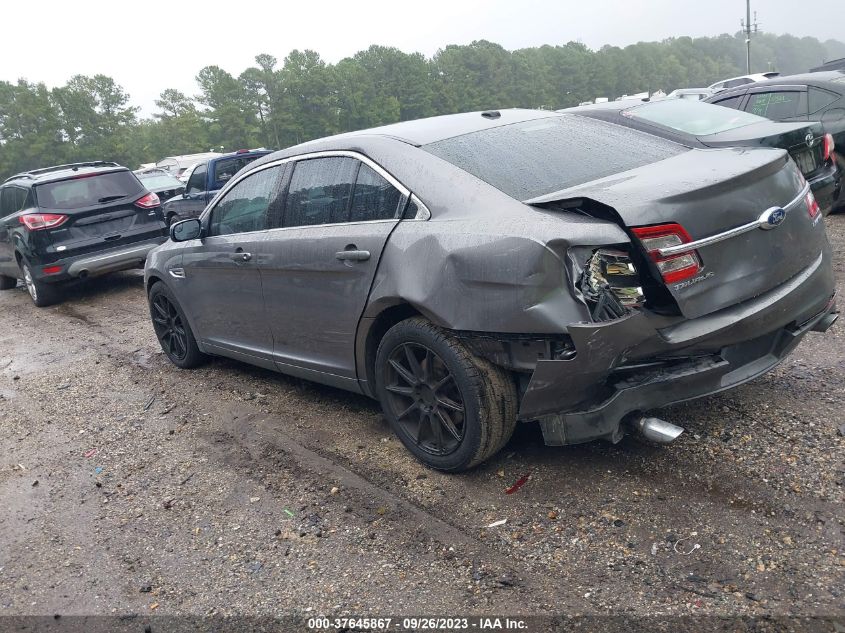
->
364;303;423;391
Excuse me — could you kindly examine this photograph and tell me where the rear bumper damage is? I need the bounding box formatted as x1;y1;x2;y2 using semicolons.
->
516;249;837;446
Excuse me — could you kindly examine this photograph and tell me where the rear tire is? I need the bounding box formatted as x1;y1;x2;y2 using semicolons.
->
375;317;518;472
148;281;205;368
21;261;62;307
0;275;16;290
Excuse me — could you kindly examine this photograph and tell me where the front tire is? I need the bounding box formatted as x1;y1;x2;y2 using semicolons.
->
21;261;62;307
167;212;182;226
375;317;518;472
148;281;205;368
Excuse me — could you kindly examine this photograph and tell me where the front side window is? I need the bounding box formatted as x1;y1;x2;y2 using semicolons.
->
208;166;280;237
747;91;803;119
350;164;403;222
283;157;359;227
185;163;207;194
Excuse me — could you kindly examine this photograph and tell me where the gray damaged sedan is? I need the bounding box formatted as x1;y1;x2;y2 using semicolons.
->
145;109;838;471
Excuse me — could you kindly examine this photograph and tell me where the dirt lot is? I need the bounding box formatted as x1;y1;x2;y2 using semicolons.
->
0;217;843;629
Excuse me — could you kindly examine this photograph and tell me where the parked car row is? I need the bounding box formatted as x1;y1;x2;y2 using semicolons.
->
0;104;839;472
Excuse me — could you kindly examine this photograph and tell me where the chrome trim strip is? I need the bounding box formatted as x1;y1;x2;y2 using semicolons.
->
656;183;810;257
202;149;413;222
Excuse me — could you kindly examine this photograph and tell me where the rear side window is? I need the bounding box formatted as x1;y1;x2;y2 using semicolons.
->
283;157;359;227
424;115;686;201
747;92;803;119
350;164;402;222
34;171;144;209
808;87;839;114
208;166;281;236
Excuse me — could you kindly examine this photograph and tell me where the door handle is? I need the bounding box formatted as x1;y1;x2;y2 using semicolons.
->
335;249;371;262
232;252;252;262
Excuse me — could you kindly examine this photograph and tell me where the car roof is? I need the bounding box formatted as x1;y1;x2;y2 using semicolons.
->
287;109;560;149
3;162;126;186
711;70;845;96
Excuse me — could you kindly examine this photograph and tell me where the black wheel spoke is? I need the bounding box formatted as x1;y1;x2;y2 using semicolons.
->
434;373;453;391
435;394;464;413
386;384;414;397
431;412;444;452
152;294;188;361
435;408;462;442
153;301;168;320
396;402;417;421
389;358;418;386
403;344;425;381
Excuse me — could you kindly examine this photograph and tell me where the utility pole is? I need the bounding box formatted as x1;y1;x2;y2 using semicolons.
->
740;0;760;74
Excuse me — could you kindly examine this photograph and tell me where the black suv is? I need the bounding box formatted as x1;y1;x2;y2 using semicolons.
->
0;162;167;306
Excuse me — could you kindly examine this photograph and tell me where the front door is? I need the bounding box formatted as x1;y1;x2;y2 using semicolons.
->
260;156;406;387
178;164;284;368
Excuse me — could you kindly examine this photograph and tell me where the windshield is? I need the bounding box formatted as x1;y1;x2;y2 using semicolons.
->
624;99;766;135
35;171;144;209
423;115;685;201
137;173;184;189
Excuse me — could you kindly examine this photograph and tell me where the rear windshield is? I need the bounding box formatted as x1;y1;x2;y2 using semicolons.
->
136;173;184;190
624;99;766;135
423;115;686;201
35;171;144;209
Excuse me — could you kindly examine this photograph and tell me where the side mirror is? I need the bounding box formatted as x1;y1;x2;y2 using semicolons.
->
170;218;202;242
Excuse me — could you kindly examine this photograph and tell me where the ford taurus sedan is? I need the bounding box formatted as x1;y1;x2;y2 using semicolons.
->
144;109;838;471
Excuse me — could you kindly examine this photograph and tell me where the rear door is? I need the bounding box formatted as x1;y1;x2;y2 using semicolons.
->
259;154;406;386
177;163;283;367
33;170;165;264
0;186;22;274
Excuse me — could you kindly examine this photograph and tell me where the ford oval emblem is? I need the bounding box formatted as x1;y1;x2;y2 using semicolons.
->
759;206;786;230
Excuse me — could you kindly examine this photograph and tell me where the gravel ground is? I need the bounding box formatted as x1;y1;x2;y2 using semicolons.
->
0;216;843;628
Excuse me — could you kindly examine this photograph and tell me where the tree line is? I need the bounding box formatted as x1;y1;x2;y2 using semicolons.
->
1;32;843;180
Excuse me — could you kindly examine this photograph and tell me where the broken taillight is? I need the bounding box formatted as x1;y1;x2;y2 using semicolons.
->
19;213;68;231
631;223;702;284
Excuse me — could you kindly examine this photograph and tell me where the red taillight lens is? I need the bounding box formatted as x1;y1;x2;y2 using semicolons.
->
19;213;68;231
806;190;821;219
42;265;62;275
822;133;835;162
135;192;161;209
631;223;702;284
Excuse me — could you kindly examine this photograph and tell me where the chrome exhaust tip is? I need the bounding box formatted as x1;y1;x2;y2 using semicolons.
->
633;416;684;444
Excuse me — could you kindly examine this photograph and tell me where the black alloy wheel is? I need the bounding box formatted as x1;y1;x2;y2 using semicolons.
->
151;293;188;361
383;342;466;456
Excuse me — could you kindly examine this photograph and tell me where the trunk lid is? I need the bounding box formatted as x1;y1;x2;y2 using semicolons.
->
528;147;826;320
33;170;166;261
698;120;828;180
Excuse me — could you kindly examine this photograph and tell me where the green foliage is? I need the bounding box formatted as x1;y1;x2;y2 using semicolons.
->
1;33;843;180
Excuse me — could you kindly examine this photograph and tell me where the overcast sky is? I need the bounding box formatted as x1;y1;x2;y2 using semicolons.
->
2;0;843;116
